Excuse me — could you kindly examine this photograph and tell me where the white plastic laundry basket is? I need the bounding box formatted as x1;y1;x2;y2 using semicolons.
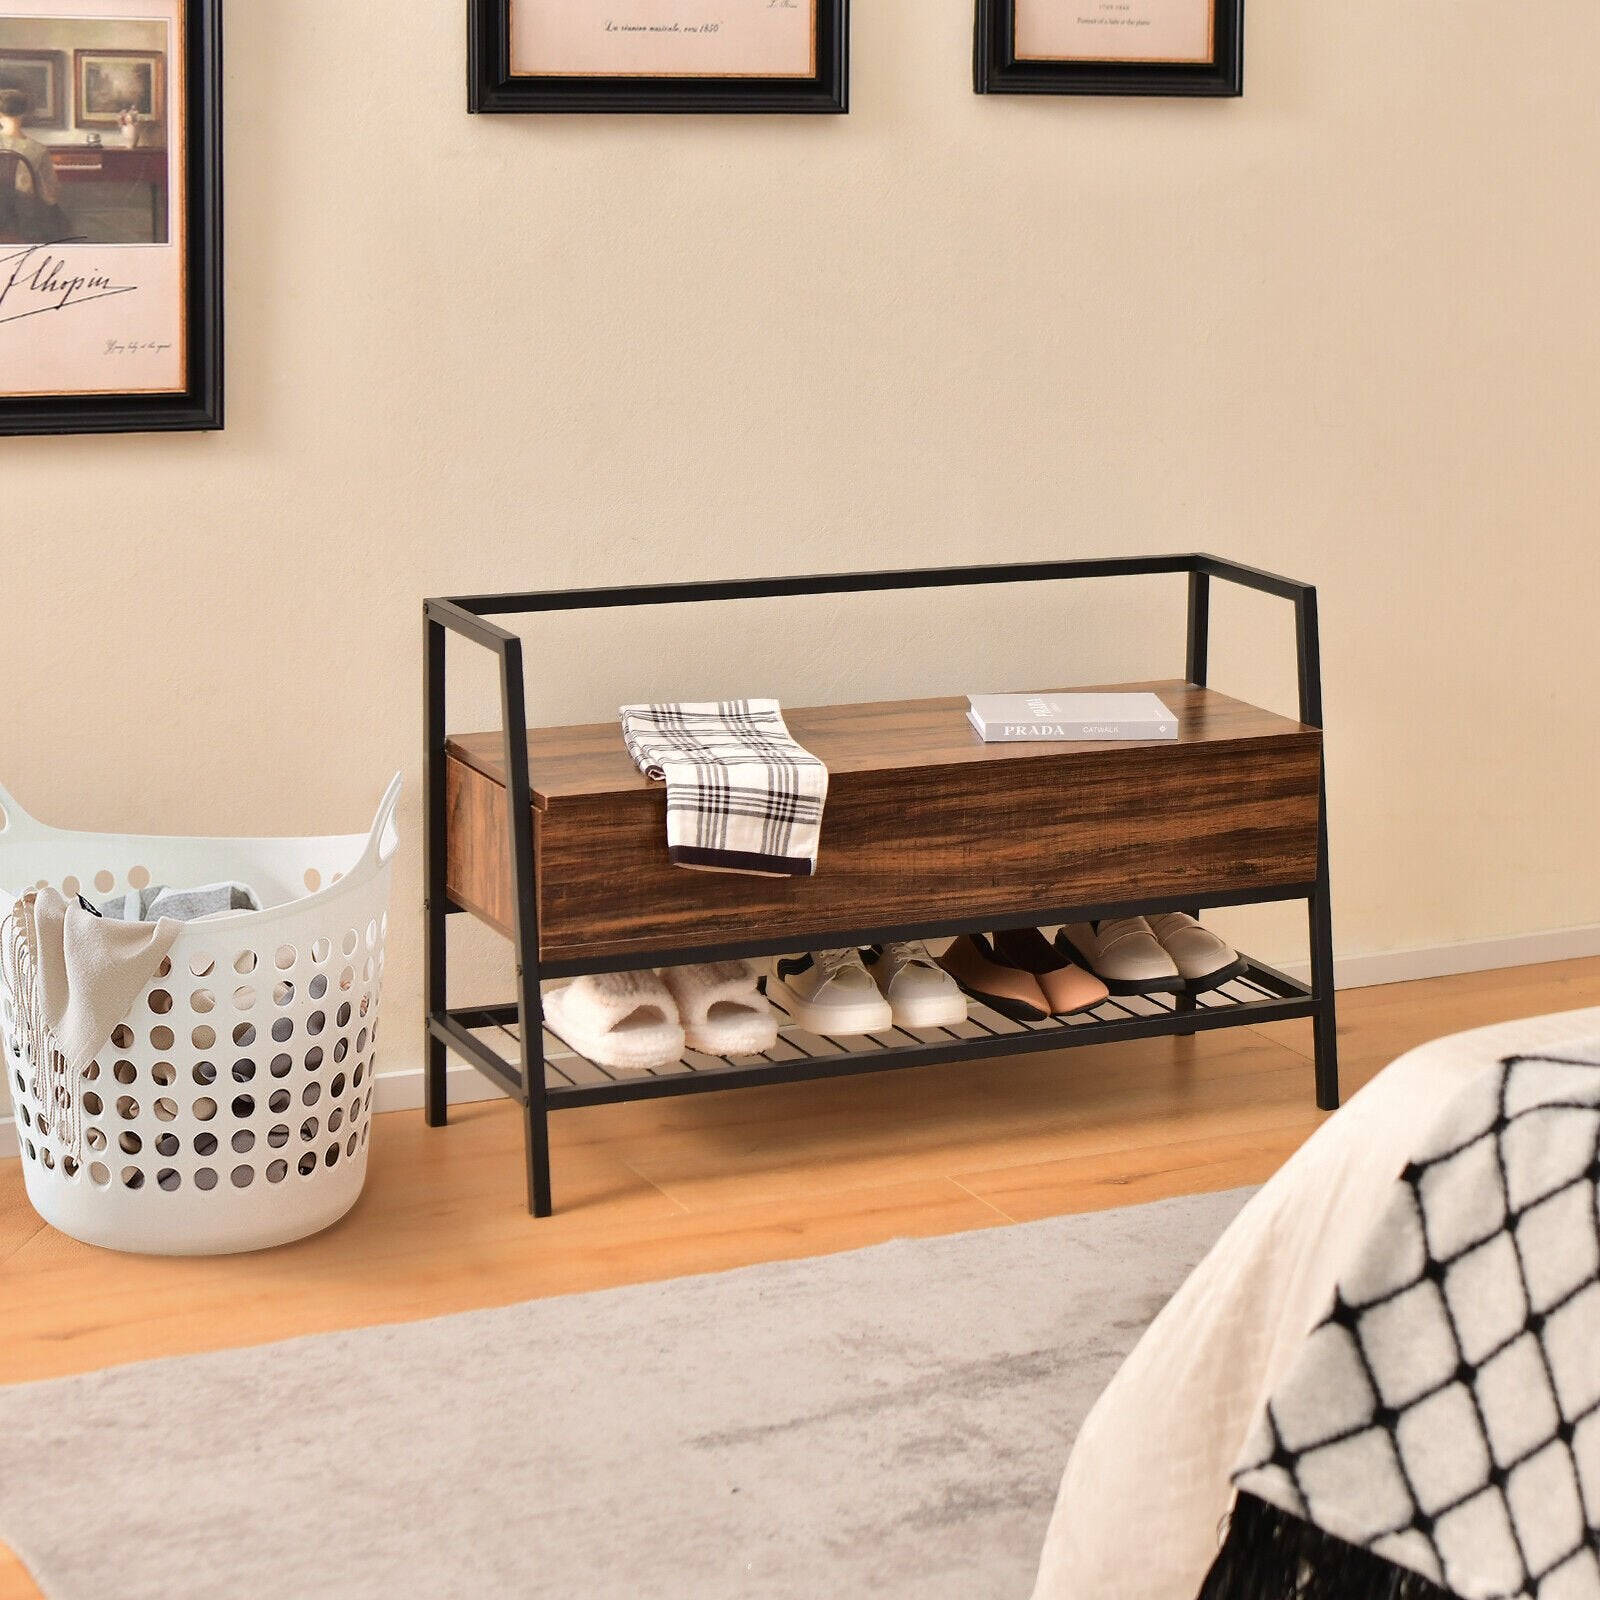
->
0;775;401;1256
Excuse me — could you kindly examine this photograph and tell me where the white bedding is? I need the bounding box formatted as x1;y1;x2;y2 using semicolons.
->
1030;1006;1600;1600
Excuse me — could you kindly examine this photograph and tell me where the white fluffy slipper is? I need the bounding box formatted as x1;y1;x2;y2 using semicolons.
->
660;961;778;1057
544;970;686;1072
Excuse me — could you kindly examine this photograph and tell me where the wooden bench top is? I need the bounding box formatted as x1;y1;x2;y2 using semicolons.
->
446;681;1315;810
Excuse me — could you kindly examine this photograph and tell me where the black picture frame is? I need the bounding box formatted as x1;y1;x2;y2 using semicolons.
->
0;0;222;437
468;0;848;114
975;0;1242;98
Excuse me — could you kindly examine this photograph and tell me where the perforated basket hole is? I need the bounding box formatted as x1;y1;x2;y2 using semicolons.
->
233;985;257;1012
297;1152;316;1176
82;1091;103;1116
275;944;297;971
128;865;150;890
93;871;114;894
193;1097;217;1121
231;1094;255;1119
110;1023;134;1050
150;1025;174;1051
113;1061;137;1085
231;1165;254;1188
270;1055;292;1078
157;1168;180;1191
328;1108;344;1134
274;982;295;1007
330;1072;346;1099
194;1131;218;1156
347;1131;359;1157
118;1131;141;1154
304;868;322;892
336;1003;351;1029
341;929;358;959
302;1083;321;1107
268;1089;291;1113
86;1127;107;1153
271;1017;294;1043
307;1011;326;1037
366;920;378;949
61;875;80;898
192;1025;216;1050
333;1038;348;1064
232;1060;256;1083
121;1167;144;1190
305;1046;324;1071
267;1124;289;1147
339;966;355;993
115;1095;139;1120
189;953;215;978
148;989;172;1015
62;1154;80;1177
152;1062;176;1087
232;1129;255;1153
194;1167;218;1190
324;1143;340;1168
300;1117;319;1142
155;1133;179;1157
191;988;216;1014
311;937;331;964
154;1097;178;1122
266;1160;288;1183
193;1062;217;1086
309;974;328;1001
88;1161;110;1186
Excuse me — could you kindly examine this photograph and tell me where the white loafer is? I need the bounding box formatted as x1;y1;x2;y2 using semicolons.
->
1057;918;1185;996
1147;913;1245;992
864;940;968;1029
765;949;893;1037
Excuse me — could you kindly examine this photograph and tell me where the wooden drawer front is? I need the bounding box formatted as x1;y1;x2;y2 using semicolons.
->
446;736;1321;965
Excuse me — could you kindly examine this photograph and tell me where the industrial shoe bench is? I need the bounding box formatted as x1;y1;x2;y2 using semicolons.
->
423;555;1336;1216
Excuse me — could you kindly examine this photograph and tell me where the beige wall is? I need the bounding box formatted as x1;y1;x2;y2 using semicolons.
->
3;0;1598;1116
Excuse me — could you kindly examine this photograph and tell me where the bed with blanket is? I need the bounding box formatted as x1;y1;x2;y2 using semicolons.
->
1032;1006;1600;1600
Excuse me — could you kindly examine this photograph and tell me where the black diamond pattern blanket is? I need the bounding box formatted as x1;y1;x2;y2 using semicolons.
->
618;699;828;878
1199;1039;1600;1600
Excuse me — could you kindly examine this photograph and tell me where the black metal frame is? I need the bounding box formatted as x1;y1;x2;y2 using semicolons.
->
424;553;1336;1216
974;0;1243;98
0;0;223;436
468;0;849;115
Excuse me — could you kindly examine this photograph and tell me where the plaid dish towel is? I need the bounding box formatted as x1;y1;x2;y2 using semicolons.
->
618;699;828;878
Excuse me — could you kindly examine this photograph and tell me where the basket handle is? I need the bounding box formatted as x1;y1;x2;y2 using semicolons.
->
359;773;403;870
0;781;48;843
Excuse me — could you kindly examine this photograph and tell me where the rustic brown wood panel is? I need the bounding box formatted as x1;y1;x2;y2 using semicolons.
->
444;681;1322;963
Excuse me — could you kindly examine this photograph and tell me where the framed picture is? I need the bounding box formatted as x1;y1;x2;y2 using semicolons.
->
0;0;221;436
975;0;1242;97
0;46;64;126
73;44;164;126
469;0;849;114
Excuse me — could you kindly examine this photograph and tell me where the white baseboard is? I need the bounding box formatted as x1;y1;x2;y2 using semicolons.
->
5;922;1599;1162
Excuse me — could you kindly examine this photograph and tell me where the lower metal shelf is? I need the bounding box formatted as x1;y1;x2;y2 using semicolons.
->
439;955;1315;1111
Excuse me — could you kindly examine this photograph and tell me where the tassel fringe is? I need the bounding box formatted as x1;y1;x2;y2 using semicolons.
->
1198;1494;1453;1600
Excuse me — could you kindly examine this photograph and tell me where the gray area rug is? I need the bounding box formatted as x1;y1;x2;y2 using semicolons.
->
0;1188;1251;1600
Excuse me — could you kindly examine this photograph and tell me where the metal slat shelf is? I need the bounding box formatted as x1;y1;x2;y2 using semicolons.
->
438;956;1316;1111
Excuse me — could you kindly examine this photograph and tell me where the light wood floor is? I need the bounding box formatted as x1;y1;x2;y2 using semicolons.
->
2;956;1596;1598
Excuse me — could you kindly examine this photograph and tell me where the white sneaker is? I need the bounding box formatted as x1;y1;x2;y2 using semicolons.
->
1057;918;1184;996
864;940;968;1029
1146;913;1245;991
766;949;893;1036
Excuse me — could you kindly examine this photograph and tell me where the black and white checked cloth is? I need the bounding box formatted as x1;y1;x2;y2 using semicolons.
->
618;699;828;878
1201;1038;1600;1600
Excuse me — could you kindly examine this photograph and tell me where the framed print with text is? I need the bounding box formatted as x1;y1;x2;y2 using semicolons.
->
469;0;848;113
975;0;1241;97
0;0;221;436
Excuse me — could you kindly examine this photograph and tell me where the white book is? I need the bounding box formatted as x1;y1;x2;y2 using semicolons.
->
966;691;1179;742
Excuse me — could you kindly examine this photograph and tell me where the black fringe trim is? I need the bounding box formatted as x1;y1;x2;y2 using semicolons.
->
1196;1494;1454;1600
